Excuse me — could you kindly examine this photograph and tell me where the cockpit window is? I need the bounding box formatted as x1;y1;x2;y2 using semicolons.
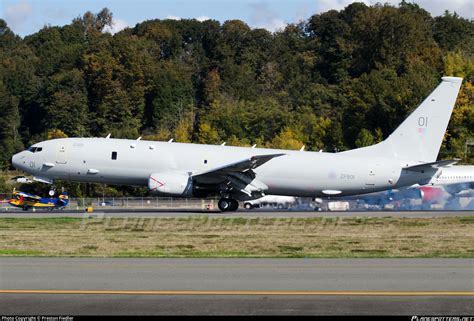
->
27;146;43;153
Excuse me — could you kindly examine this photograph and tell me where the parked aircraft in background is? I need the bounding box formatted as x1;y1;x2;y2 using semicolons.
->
8;190;69;211
354;165;474;208
11;77;463;211
423;165;474;194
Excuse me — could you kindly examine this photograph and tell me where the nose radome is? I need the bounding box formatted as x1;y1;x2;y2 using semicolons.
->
11;152;25;169
11;153;19;167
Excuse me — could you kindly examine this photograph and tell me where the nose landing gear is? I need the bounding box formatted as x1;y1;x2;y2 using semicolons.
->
218;198;239;212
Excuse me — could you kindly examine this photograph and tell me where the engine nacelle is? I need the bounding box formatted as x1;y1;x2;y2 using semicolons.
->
148;172;193;196
418;186;446;203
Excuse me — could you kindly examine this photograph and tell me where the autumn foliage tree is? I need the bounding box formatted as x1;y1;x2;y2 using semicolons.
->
0;2;471;173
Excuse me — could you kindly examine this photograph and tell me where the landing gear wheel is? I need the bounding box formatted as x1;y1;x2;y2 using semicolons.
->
229;199;239;211
218;198;239;212
218;198;231;212
244;202;253;210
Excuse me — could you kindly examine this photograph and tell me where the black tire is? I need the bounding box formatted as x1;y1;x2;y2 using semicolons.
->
218;198;230;212
229;199;239;211
244;203;253;210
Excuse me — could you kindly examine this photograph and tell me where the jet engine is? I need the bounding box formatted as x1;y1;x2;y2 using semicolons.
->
148;172;193;196
418;186;446;203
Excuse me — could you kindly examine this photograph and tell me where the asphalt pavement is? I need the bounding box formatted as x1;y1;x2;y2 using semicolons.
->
1;258;473;315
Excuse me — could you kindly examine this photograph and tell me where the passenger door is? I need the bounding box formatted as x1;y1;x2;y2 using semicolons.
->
56;142;68;164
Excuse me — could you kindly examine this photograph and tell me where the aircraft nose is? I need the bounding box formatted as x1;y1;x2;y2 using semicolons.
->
12;152;26;170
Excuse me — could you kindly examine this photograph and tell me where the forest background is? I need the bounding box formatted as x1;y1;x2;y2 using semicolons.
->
0;1;472;196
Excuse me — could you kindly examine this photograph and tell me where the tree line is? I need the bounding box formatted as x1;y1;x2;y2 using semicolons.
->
0;2;472;195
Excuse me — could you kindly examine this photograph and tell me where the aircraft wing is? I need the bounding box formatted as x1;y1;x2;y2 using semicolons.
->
15;191;41;200
192;153;285;179
404;159;459;171
191;153;285;197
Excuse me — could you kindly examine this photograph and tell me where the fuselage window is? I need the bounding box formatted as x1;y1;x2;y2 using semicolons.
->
112;151;117;160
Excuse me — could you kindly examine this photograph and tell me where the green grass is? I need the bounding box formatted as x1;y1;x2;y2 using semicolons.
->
0;216;472;258
0;249;44;256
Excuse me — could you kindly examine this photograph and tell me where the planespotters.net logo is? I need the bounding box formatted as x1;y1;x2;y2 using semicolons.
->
412;317;474;321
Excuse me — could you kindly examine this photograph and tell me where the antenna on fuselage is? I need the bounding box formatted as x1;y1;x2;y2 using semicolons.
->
221;142;226;146
137;137;142;141
300;145;305;151
251;144;256;148
105;133;111;139
168;139;174;143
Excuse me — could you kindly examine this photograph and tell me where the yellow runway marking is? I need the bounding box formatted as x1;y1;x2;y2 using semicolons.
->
0;290;473;296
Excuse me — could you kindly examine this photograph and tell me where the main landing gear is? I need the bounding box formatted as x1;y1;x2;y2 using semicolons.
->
218;198;239;212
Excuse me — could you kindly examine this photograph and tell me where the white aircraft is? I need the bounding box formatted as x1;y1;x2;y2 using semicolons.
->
425;165;474;190
350;165;474;206
12;77;463;211
414;165;474;202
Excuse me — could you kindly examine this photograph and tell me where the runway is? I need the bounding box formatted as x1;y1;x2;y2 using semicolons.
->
1;209;473;218
1;258;473;315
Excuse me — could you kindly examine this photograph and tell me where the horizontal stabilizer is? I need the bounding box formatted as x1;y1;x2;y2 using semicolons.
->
404;159;459;171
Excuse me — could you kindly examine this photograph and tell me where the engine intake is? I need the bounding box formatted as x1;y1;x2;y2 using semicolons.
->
148;172;193;196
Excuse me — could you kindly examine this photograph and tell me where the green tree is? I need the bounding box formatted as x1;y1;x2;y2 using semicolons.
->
196;123;220;144
434;11;474;51
42;69;88;136
0;80;22;167
442;81;474;160
268;126;304;150
355;128;375;147
443;50;474;81
0;171;9;193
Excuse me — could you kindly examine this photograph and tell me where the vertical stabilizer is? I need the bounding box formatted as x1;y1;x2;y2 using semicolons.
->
341;77;463;163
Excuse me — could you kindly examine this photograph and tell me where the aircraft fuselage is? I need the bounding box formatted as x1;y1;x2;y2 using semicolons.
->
12;138;433;198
